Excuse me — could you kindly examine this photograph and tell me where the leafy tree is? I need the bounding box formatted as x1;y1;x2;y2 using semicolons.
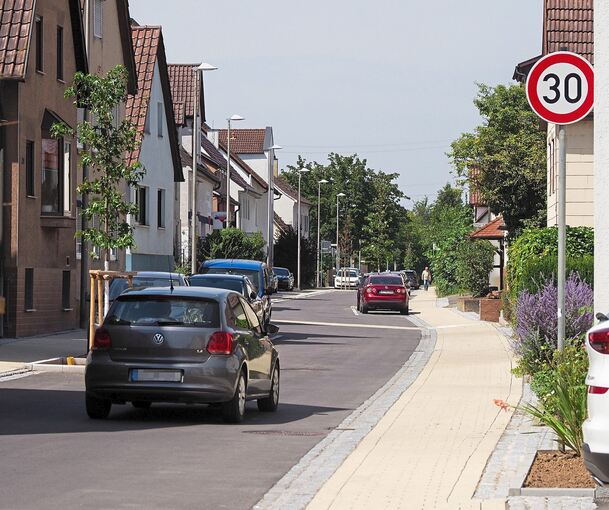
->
52;66;143;269
455;240;496;296
273;227;316;287
199;228;265;262
449;83;546;236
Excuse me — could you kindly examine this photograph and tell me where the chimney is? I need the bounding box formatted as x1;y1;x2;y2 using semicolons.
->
207;129;219;148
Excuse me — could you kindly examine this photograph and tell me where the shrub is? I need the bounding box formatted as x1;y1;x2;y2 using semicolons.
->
513;273;593;375
508;226;593;296
198;228;265;264
455;240;496;297
514;254;593;297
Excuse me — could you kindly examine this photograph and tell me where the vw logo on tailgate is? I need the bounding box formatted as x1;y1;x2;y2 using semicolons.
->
152;333;165;345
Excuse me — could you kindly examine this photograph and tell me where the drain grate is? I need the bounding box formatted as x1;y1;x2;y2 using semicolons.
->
243;430;325;437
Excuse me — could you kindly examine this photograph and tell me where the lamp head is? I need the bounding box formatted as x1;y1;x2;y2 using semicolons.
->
319;179;329;184
299;168;310;174
337;192;346;198
269;144;282;150
229;114;245;122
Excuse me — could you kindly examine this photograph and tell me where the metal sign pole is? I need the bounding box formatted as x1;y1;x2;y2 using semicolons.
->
557;124;567;351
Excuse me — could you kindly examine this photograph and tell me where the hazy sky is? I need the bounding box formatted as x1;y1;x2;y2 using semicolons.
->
130;0;543;203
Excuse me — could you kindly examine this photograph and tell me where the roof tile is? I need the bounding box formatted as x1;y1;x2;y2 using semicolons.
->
218;128;266;154
167;64;197;125
0;0;34;78
470;216;506;239
544;0;593;62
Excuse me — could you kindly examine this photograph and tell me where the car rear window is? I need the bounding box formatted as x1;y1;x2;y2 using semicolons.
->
106;297;220;328
369;276;403;285
109;276;181;301
203;268;261;291
189;276;243;293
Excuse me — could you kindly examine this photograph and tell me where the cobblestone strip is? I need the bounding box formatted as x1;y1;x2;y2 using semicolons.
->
253;315;435;510
507;496;596;510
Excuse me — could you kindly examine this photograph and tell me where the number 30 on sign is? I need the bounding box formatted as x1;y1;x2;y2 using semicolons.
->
526;51;594;125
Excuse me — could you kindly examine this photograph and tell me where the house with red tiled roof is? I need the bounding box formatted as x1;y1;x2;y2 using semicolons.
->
514;0;594;228
470;216;507;290
124;25;183;271
0;0;88;337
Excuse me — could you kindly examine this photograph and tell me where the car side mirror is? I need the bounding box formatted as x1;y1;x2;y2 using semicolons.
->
597;312;609;322
266;323;279;335
250;292;258;301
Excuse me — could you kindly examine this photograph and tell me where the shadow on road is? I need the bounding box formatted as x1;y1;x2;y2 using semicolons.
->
0;388;350;435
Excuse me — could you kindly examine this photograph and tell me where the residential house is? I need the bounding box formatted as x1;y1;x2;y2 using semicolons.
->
513;0;593;228
0;0;88;336
125;26;183;271
168;64;231;262
470;217;506;291
274;175;312;239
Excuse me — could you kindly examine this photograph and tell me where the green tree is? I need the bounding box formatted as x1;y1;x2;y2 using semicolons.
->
449;83;546;236
199;228;265;262
52;66;143;311
273;227;316;287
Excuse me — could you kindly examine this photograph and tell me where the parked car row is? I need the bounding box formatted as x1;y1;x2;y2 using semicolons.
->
86;260;285;424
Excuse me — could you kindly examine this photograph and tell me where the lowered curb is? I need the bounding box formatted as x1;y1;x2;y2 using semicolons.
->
508;487;596;498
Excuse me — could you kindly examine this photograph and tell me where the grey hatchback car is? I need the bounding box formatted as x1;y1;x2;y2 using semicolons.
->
85;287;280;423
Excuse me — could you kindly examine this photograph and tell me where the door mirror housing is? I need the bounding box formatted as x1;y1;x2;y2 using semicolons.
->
266;323;279;335
597;312;609;322
250;292;258;301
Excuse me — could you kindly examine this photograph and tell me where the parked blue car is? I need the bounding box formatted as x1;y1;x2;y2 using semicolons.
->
199;259;273;326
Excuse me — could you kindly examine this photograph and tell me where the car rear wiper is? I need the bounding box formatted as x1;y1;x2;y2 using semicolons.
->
156;320;185;326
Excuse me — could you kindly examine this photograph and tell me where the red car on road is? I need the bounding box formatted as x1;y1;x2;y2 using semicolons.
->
357;274;409;315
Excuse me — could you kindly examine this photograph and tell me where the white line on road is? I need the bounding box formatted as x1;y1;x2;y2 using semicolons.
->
350;306;360;316
273;319;422;331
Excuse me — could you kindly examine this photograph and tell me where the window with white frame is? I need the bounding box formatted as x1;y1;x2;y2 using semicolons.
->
157;189;166;228
157;102;163;137
135;186;148;225
93;0;103;38
63;141;71;215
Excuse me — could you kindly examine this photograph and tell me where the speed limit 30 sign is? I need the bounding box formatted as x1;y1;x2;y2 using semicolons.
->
526;51;594;125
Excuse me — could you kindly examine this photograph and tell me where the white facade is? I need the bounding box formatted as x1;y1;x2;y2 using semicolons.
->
547;119;594;227
274;182;311;239
595;1;609;314
128;62;176;271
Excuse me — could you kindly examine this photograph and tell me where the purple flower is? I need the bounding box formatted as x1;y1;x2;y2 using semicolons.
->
513;273;593;364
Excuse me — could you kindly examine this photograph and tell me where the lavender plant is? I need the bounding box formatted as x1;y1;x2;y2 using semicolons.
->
513;273;593;375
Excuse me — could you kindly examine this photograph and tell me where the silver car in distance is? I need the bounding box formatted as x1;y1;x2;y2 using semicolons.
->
85;286;280;423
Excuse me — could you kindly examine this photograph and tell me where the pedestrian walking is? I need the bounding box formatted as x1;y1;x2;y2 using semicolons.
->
422;267;432;291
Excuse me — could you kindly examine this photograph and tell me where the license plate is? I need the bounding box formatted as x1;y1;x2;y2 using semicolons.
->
379;290;394;295
131;369;182;382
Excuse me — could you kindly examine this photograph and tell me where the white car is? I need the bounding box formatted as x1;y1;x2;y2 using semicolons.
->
583;314;609;485
334;269;360;289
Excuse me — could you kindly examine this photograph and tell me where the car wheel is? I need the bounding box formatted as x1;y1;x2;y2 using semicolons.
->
362;304;369;314
86;393;111;419
222;371;247;423
132;401;151;409
257;364;280;412
400;305;409;315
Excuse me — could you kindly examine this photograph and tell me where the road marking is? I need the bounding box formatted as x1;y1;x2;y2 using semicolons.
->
350;306;360;316
272;319;422;332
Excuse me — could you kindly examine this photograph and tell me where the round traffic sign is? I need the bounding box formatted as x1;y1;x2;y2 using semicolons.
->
526;51;594;125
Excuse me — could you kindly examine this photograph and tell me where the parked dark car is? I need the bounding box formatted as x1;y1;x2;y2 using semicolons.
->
403;270;420;290
199;259;273;326
189;274;265;326
85;286;280;423
358;274;409;314
109;271;188;302
273;267;294;291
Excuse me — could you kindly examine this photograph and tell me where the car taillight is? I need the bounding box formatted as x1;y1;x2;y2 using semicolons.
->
396;287;405;294
366;286;377;294
589;386;609;395
589;330;609;354
207;332;234;355
93;327;111;350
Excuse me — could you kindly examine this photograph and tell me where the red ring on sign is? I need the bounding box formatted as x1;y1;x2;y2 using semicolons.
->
526;52;594;125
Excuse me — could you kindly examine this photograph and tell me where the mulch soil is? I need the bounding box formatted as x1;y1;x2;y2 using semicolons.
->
524;450;596;488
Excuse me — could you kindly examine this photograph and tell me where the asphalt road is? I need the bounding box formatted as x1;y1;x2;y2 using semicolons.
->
0;289;422;510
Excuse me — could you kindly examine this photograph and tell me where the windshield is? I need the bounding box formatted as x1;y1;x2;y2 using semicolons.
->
109;276;181;301
203;268;261;291
273;268;289;276
106;297;220;328
189;276;244;293
369;276;403;286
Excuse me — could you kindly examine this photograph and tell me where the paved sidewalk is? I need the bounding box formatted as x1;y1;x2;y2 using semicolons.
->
308;289;521;510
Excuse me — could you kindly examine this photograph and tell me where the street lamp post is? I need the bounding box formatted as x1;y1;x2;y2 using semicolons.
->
316;179;328;287
225;114;245;227
191;62;217;275
336;192;346;284
266;144;282;269
296;169;309;290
